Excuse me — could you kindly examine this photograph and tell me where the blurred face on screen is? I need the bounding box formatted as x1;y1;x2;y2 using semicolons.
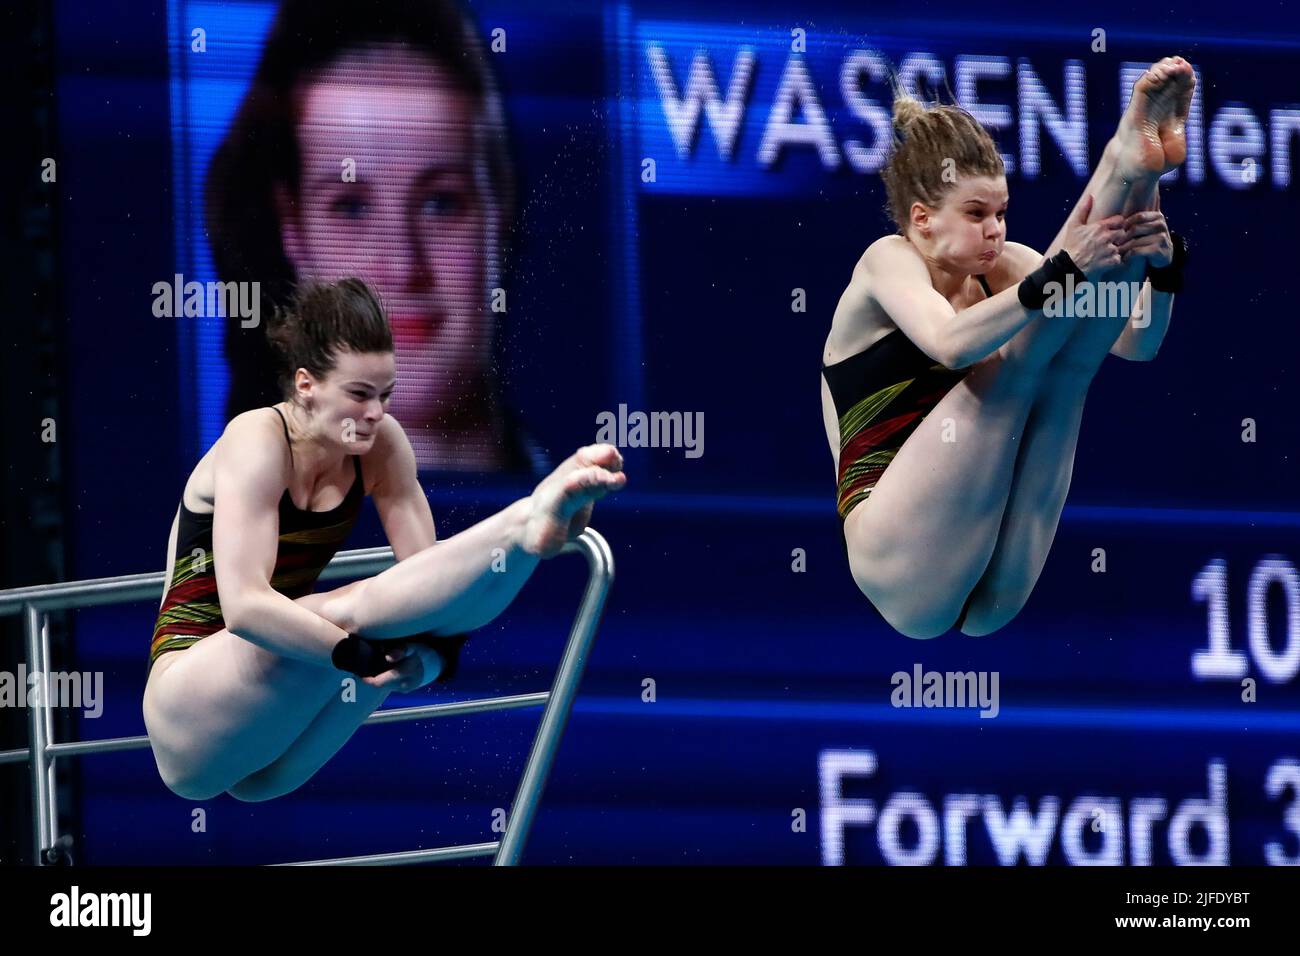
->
276;45;503;469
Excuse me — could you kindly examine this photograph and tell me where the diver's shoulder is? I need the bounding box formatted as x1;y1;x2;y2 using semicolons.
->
219;405;283;448
856;234;927;284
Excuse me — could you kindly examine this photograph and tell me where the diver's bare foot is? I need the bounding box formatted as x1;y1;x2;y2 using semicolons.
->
522;444;626;558
1114;56;1196;178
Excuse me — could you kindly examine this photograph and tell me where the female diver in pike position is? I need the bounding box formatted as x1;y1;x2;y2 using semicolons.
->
821;57;1192;638
144;278;626;801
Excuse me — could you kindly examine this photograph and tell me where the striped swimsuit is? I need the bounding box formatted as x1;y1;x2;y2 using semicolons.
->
823;273;991;522
149;407;364;672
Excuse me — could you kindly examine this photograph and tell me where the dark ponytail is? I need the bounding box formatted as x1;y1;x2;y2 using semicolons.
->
267;278;394;400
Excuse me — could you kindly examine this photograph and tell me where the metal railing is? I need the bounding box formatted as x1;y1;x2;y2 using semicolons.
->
0;528;615;866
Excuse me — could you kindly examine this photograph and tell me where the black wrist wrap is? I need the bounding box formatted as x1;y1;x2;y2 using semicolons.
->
331;633;392;677
1146;231;1188;294
1018;249;1090;311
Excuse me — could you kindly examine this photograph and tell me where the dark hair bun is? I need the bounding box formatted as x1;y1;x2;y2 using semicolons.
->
265;278;394;398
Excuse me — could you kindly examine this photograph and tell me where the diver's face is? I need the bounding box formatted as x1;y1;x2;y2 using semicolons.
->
924;175;1008;274
312;348;396;453
279;45;499;428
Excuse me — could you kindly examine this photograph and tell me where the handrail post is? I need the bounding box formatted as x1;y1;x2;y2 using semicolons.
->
24;604;55;864
494;528;615;865
40;609;60;849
